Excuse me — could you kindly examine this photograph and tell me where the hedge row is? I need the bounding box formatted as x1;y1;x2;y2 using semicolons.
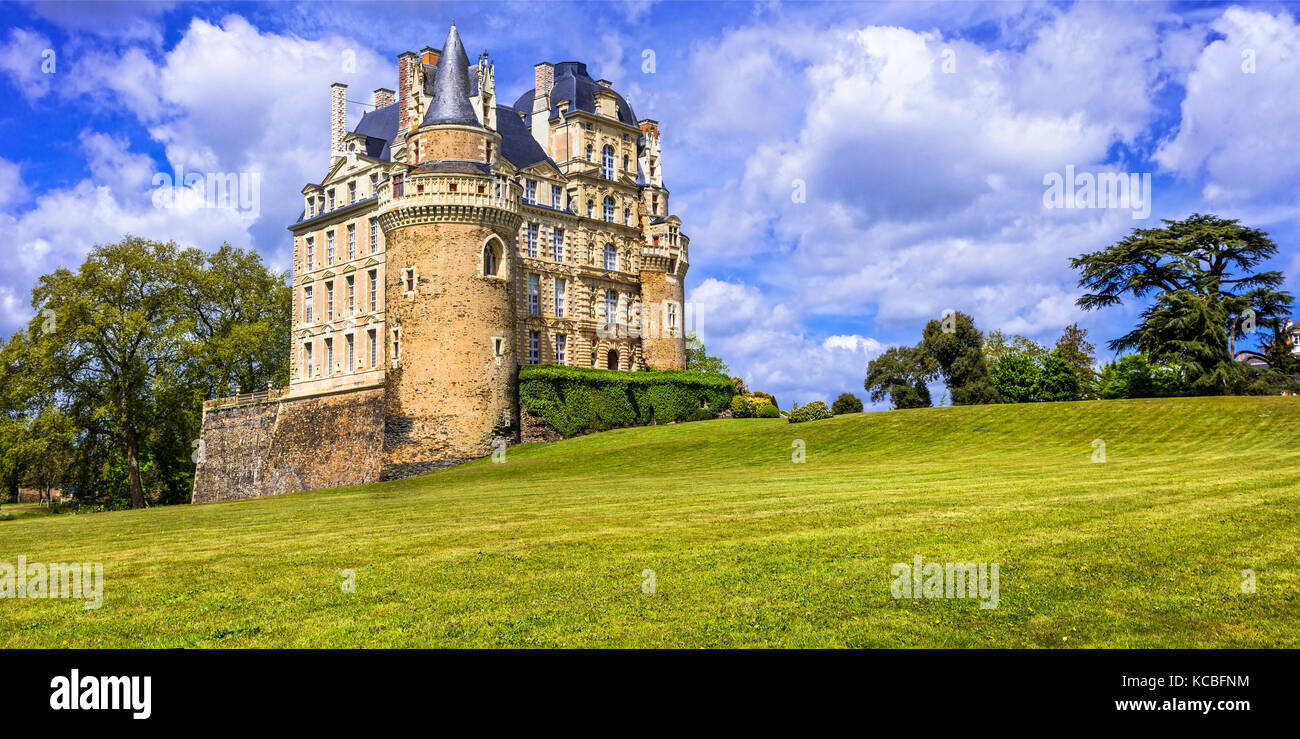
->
518;365;735;437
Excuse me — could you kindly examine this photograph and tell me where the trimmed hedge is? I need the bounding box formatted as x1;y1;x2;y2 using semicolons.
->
518;365;735;437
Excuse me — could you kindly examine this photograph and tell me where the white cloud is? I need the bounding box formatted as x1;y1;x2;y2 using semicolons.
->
0;28;54;101
1154;7;1300;208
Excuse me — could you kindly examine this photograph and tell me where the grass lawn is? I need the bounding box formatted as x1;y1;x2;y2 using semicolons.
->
1;395;1297;648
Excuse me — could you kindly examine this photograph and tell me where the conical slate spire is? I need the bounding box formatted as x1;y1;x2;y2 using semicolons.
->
423;23;479;127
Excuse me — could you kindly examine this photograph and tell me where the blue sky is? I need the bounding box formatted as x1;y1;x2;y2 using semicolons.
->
2;0;1299;407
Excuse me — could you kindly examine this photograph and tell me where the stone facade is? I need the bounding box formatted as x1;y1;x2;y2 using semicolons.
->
192;23;692;503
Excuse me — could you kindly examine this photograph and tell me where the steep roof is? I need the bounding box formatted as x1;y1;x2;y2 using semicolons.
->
423;24;480;127
353;102;399;160
495;104;556;172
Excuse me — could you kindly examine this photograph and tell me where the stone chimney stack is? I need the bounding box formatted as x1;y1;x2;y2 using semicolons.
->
331;82;347;163
531;62;554;153
397;51;418;132
374;88;395;108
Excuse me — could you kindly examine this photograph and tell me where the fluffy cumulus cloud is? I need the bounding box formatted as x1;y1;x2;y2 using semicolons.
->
1154;6;1300;207
0;28;55;100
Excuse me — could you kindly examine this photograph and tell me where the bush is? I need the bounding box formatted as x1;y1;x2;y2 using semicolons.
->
757;403;780;418
1096;354;1185;399
830;393;863;414
787;401;832;423
730;394;757;418
518;365;734;437
751;391;778;410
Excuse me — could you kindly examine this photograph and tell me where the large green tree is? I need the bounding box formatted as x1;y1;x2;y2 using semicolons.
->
865;346;935;409
1071;214;1293;394
14;236;289;509
920;311;998;405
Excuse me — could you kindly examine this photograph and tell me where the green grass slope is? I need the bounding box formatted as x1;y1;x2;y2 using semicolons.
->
2;396;1297;648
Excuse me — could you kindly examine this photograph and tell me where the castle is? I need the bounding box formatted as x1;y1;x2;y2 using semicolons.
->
192;24;689;502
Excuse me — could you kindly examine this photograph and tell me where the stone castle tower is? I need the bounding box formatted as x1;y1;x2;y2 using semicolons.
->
378;25;522;478
192;22;692;501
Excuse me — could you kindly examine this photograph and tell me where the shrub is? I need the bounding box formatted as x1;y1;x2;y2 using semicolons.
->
730;394;757;418
830;393;863;414
518;365;734;437
751;391;778;410
757;403;780;418
787;400;832;423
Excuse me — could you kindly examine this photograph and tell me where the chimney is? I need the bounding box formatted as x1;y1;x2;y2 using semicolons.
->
596;79;612;89
531;62;554;153
397;51;417;131
421;47;441;66
374;88;395;108
330;82;347;163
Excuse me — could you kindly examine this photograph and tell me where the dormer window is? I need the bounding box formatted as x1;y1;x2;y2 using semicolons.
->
327;189;335;211
348;181;356;203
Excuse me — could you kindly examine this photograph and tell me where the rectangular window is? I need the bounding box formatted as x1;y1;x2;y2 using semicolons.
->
327;232;335;265
605;291;617;323
368;329;377;368
668;303;678;329
528;274;539;315
392;328;401;366
404;268;415;293
552;185;563;208
346;276;355;316
369;218;378;253
325;338;334;376
327;189;335;211
304;342;313;377
555;334;566;365
305;237;314;268
347;224;356;260
527;224;538;258
529;331;540;364
346;334;355;371
326;281;334;320
553;228;564;262
348;181;356;204
369;172;378;195
525;179;536;204
304;286;313;322
393;175;403;197
555;278;566;317
369;270;378;311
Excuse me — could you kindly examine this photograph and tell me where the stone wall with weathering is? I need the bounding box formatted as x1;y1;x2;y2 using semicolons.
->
192;388;384;504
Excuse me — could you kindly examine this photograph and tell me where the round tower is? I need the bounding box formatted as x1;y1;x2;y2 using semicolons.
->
376;23;521;479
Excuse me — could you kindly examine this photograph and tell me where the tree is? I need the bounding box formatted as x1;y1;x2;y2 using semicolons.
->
984;330;1048;365
1071;214;1293;394
1095;354;1184;399
830;392;863;414
1053;323;1097;392
989;353;1040;403
1033;350;1081;402
920;312;998;405
865;346;934;409
685;332;730;375
14;236;290;509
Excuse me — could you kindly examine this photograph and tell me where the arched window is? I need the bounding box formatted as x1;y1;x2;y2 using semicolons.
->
605;289;618;323
603;244;617;271
603;196;614;222
602;145;615;179
482;239;502;277
586;200;594;218
590;351;597;368
586;144;593;161
607;349;619;370
622;154;629;172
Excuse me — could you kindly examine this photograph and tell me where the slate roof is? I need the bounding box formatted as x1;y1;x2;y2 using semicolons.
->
423;24;480;127
495;104;554;171
353;102;399;160
511;61;638;128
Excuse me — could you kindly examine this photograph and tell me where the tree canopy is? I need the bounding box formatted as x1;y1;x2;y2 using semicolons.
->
1071;214;1292;394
